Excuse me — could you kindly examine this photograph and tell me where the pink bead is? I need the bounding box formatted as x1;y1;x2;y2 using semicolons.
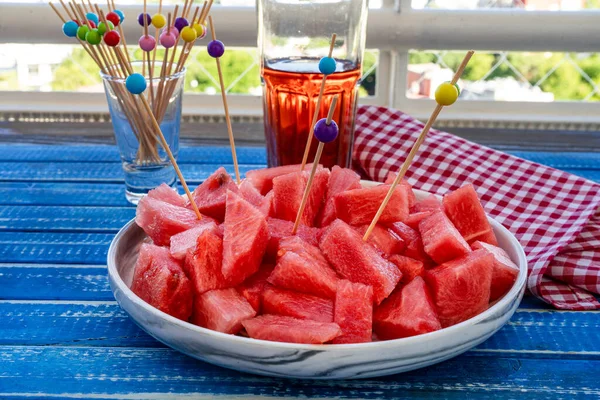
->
159;31;177;48
138;35;156;52
162;27;179;38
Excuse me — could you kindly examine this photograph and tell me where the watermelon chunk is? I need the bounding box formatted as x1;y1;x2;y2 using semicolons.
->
411;194;442;213
443;184;493;242
236;265;274;312
472;241;519;301
131;243;193;321
169;221;217;260
183;229;229;295
318;166;362;227
269;236;339;299
191;288;256;334
222;191;270;286
319;219;402;304
272;169;330;226
419;211;471;264
405;211;434;230
245;164;317;195
190;167;239;222
388;222;430;263
260;191;275;217
242;315;342;344
333;280;373;344
384;173;417;208
262;286;334;322
388;255;424;283
136;196;204;246
147;183;185;207
469;229;499;246
354;224;405;255
265;217;320;260
424;249;494;327
334;184;410;226
373;276;441;340
238;179;264;208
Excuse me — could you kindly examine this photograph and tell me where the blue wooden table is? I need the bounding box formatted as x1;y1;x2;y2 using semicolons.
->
1;143;599;399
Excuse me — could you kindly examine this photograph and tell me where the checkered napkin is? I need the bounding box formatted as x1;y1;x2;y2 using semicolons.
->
353;105;600;310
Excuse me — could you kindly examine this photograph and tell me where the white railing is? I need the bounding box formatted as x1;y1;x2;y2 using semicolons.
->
1;0;600;124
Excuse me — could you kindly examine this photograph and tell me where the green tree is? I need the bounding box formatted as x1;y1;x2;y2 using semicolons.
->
51;48;101;91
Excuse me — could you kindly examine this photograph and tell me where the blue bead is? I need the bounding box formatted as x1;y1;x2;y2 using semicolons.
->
125;73;147;95
207;40;225;58
318;57;336;75
313;118;339;143
62;21;79;38
85;12;99;25
114;9;125;23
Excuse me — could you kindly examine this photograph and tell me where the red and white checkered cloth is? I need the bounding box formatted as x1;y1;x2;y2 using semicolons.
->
353;105;600;310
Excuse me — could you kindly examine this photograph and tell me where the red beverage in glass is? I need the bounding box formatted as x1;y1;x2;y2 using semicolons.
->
261;58;361;168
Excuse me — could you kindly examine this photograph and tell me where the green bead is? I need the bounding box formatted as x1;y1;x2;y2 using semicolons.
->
77;25;90;41
98;21;114;35
86;29;102;45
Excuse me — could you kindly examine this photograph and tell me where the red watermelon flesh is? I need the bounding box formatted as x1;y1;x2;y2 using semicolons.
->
469;229;499;246
260;191;275;217
319;219;402;304
190;167;239;222
131;243;193;321
262;285;334;323
136;196;204;246
147;183;185;207
236;265;274;312
411;194;442;213
334;184;410;226
272;169;330;226
472;241;519;301
384;173;417;208
238;179;264;208
169;221;217;260
419;211;471;264
245;164;318;195
388;255;424;283
354;224;405;255
242;315;342;344
424;249;494;327
269;236;339;299
443;184;492;242
265;217;320;260
373;276;441;340
191;288;256;334
183;229;229;295
222;190;270;286
333;280;373;344
388;222;430;263
405;211;434;230
318;166;362;227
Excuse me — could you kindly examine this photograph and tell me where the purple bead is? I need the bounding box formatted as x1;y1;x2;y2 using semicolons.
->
207;40;225;58
313;118;339;143
174;17;189;32
137;13;151;27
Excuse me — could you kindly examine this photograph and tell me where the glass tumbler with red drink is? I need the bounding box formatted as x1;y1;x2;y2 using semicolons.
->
257;0;368;168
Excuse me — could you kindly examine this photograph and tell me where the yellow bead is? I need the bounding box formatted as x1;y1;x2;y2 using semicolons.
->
435;82;459;106
192;23;205;38
180;26;197;43
151;13;166;29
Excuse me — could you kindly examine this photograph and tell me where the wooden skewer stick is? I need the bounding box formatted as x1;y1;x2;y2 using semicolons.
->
362;50;475;242
300;33;336;171
292;95;339;235
208;16;241;184
150;0;163;92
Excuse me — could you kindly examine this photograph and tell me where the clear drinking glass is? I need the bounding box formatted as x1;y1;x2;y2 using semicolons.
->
257;0;368;168
101;61;185;204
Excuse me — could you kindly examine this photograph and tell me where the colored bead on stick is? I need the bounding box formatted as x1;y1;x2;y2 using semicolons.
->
106;11;121;26
77;25;90;41
314;119;339;143
104;30;120;47
435;82;459;106
319;56;336;75
126;73;147;95
139;35;157;52
62;21;79;37
85;12;99;25
152;13;166;29
85;29;101;45
193;23;206;38
160;31;177;48
114;9;125;23
207;40;225;58
138;13;151;27
174;17;189;32
180;26;197;43
97;21;114;35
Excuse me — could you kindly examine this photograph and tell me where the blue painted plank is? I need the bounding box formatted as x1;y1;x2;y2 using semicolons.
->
0;232;113;264
1;346;599;398
0;182;132;207
0;162;260;183
0;206;135;232
509;151;600;170
0;144;267;165
1;301;597;354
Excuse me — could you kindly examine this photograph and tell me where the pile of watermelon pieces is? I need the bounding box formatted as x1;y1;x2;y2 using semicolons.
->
131;164;520;345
